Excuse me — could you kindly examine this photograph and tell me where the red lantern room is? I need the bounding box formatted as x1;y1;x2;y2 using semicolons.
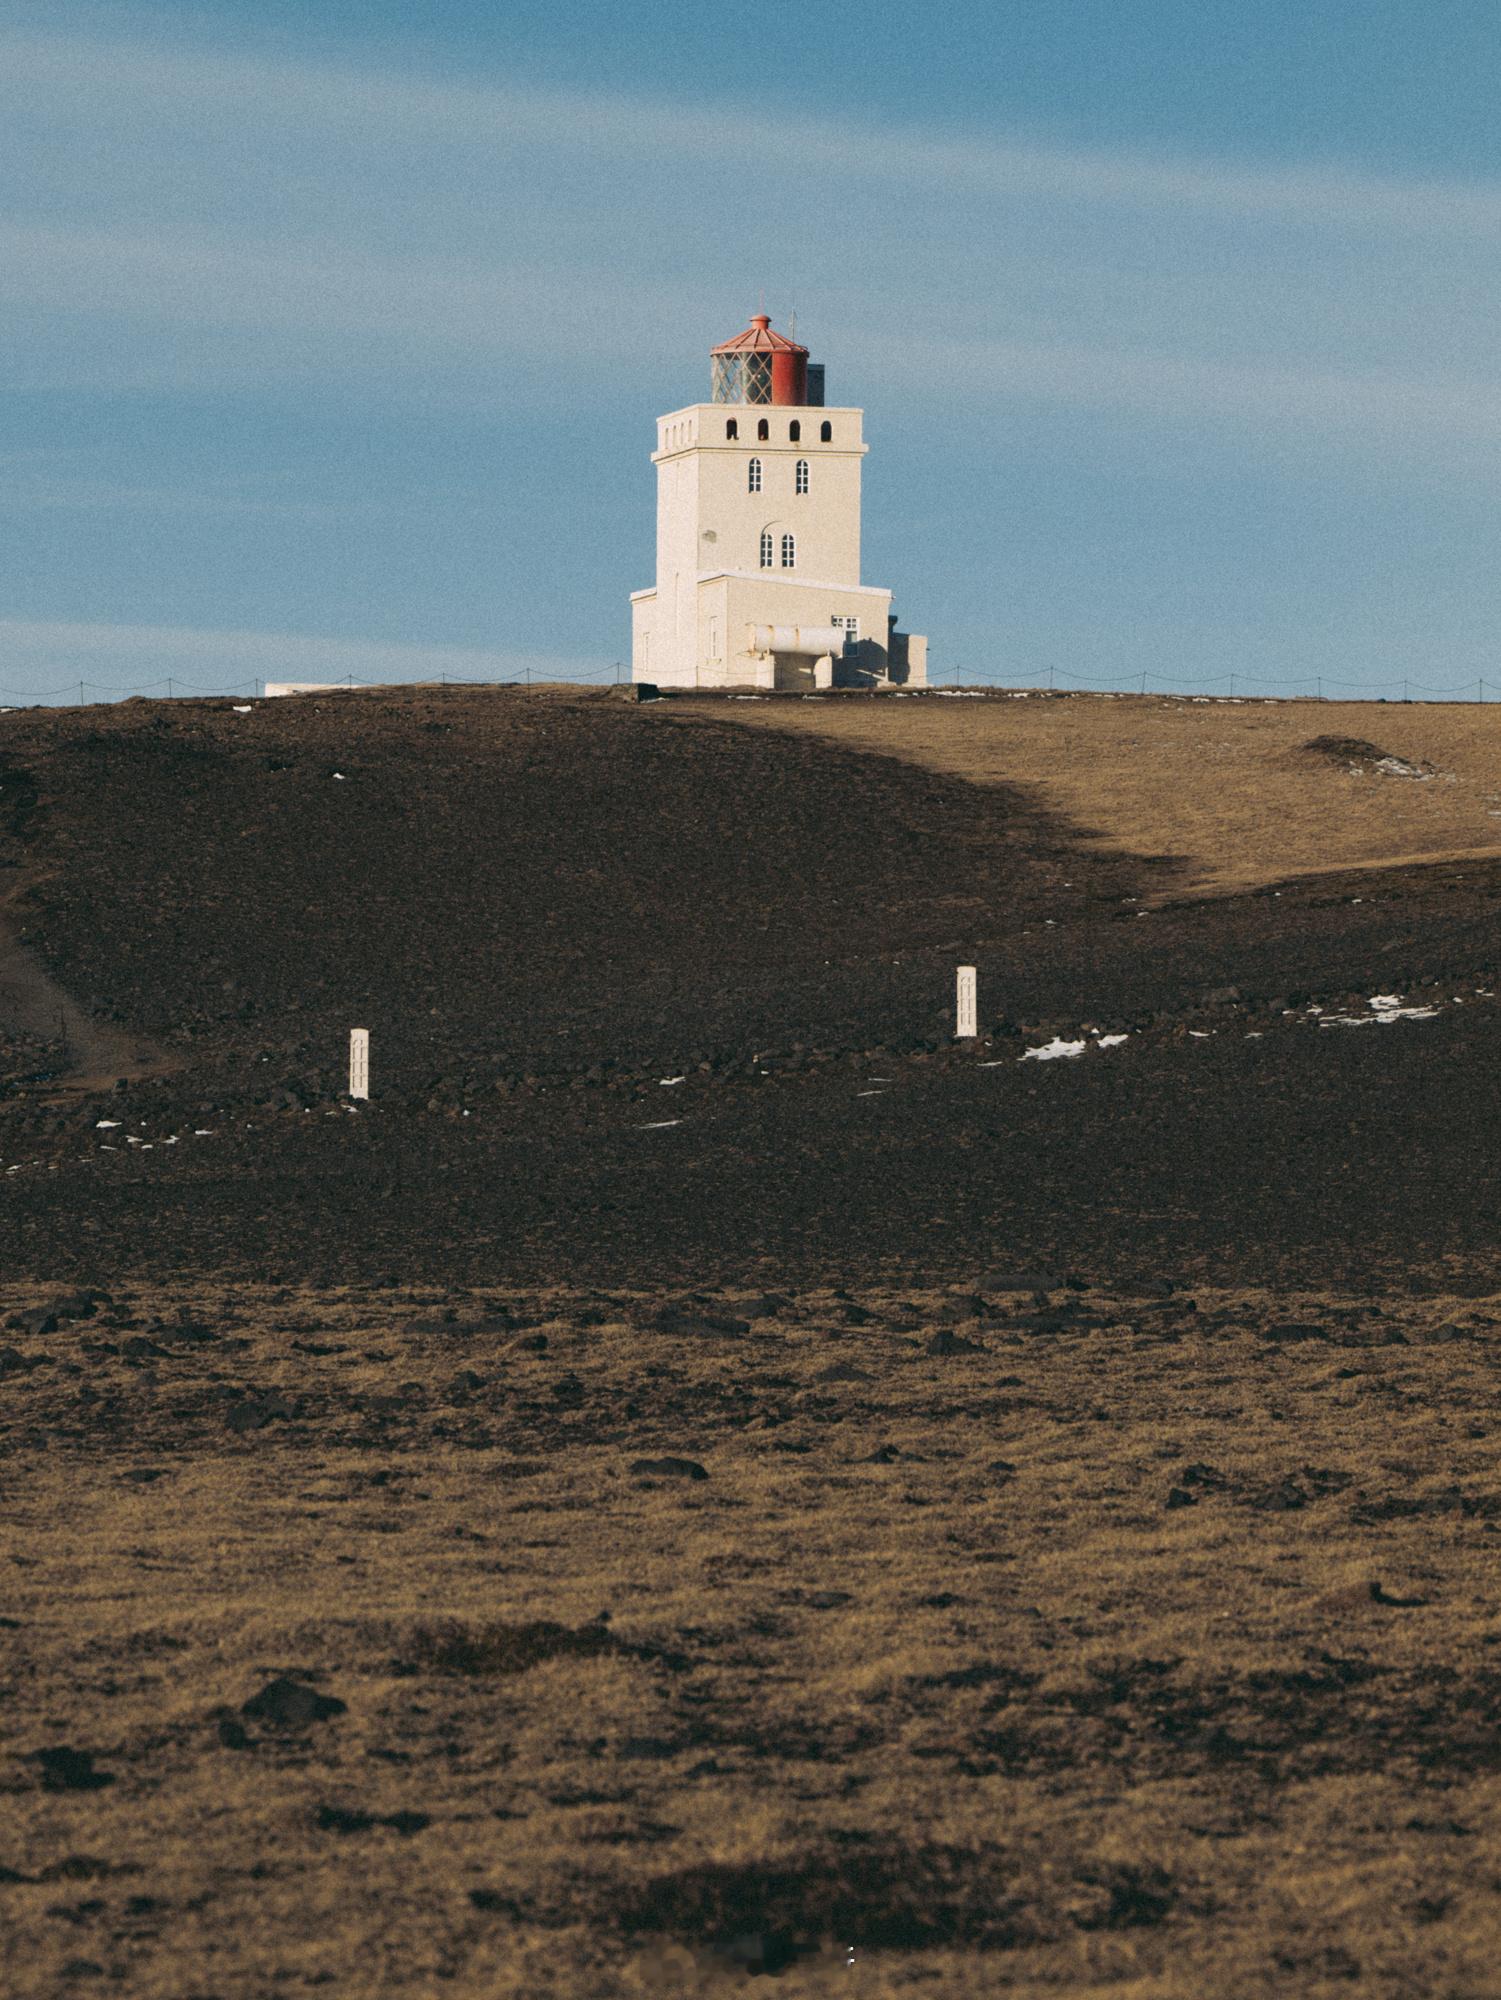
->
710;314;810;407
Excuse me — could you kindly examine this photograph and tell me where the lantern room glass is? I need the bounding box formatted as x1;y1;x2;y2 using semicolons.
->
711;353;773;404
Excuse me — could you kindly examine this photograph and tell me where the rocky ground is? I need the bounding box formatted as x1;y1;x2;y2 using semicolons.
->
2;686;1500;1993
4;1278;1500;1998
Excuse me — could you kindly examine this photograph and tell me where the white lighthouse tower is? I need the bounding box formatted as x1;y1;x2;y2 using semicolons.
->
630;314;926;691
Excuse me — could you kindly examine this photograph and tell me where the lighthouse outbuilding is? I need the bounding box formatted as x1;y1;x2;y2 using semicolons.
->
630;315;927;691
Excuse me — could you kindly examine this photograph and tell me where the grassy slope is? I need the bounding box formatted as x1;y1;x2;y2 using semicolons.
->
713;692;1501;895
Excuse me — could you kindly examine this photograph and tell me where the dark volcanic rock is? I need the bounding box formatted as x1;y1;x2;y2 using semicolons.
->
926;1329;984;1356
50;1290;105;1321
224;1393;294;1433
651;1305;750;1340
241;1677;347;1729
34;1747;114;1792
8;1307;59;1336
315;1804;429;1836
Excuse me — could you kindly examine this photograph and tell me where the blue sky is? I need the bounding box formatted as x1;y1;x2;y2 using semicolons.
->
3;0;1500;698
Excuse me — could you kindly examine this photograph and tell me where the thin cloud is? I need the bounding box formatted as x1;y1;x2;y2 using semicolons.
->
8;25;1501;237
0;621;605;698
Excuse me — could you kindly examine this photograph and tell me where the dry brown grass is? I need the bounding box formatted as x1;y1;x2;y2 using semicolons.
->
711;692;1501;895
4;1280;1500;1995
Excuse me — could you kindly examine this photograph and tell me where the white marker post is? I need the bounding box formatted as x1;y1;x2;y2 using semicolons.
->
348;1028;370;1100
956;966;978;1039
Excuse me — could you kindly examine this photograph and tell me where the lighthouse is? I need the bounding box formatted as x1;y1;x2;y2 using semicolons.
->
629;315;927;691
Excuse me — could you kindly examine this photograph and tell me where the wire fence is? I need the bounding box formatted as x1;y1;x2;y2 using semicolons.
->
1;657;1498;706
0;660;635;706
943;662;1500;701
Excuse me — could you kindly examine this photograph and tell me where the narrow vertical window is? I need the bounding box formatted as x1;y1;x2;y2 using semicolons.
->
760;530;774;568
757;417;769;440
781;533;796;568
789;420;801;442
747;457;762;493
795;458;809;494
725;418;738;440
819;420;833;442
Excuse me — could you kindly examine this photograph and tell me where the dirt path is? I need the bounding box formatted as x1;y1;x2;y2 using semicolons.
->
0;900;161;1090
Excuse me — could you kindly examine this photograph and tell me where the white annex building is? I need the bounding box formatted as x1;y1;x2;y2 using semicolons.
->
630;315;926;691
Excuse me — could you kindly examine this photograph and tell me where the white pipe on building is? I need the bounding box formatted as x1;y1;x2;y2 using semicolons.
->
749;624;845;658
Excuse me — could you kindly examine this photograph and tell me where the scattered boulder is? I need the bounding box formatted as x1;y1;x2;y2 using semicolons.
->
650;1305;749;1340
7;1307;58;1336
315;1804;429;1836
224;1393;294;1433
404;1619;624;1677
241;1677;346;1730
1371;1580;1430;1608
978;1272;1061;1293
813;1361;873;1384
629;1455;709;1481
33;1747;113;1793
738;1294;791;1320
926;1329;984;1356
155;1321;218;1347
50;1290;106;1321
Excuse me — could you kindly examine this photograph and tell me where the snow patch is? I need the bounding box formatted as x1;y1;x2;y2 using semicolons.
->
1320;994;1441;1029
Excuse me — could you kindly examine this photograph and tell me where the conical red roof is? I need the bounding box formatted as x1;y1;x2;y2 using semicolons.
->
710;314;808;357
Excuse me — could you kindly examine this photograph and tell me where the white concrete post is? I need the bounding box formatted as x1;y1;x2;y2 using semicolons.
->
349;1028;370;1100
956;966;977;1039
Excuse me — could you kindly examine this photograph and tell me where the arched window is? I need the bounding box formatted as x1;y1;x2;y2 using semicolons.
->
747;457;762;493
759;530;774;568
780;532;796;568
789;420;801;442
795;458;809;494
819;420;833;443
757;417;769;441
725;418;738;440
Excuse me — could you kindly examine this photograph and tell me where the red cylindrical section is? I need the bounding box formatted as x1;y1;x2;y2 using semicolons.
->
771;349;808;405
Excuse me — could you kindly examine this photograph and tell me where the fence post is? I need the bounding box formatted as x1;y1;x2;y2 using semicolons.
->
348;1028;370;1101
955;966;977;1039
